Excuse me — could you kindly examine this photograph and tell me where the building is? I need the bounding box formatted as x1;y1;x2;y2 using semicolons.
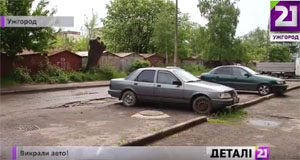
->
0;51;47;77
139;53;165;67
75;51;88;67
59;31;81;40
98;52;144;71
181;56;203;65
48;50;82;71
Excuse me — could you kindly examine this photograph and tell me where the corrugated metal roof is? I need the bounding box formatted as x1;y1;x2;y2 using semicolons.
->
75;51;88;57
113;52;135;58
139;53;156;58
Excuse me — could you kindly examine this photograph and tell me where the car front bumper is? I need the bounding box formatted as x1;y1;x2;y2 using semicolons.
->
108;89;122;98
272;84;288;93
211;97;240;109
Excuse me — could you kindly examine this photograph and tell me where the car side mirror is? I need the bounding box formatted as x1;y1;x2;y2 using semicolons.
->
245;73;251;77
173;80;182;86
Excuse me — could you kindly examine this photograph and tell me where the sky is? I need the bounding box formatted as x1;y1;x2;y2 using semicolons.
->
33;0;270;37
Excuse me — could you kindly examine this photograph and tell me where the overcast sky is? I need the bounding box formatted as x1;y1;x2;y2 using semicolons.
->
33;0;270;37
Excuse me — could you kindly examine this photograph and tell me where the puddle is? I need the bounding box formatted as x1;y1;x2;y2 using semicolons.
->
248;119;280;127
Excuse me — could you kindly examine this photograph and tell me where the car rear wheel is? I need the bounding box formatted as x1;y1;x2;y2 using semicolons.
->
258;84;271;96
121;91;137;107
192;96;212;114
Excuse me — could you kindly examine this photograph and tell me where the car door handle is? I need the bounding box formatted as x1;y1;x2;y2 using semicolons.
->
134;83;138;86
157;85;161;87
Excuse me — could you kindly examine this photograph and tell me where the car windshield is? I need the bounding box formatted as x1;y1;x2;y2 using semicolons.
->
242;66;258;75
173;69;200;82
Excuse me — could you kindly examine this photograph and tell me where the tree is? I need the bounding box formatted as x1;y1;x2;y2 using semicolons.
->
189;25;207;58
242;27;268;61
0;0;57;57
151;1;175;64
198;0;240;62
101;0;168;53
84;9;100;40
269;46;291;62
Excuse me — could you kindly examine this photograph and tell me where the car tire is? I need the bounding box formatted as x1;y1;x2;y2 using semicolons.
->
121;91;137;107
257;84;271;96
192;96;212;114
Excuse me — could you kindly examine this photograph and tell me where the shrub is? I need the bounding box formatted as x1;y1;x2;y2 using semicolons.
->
14;67;33;83
99;66;115;80
129;60;151;72
181;64;211;75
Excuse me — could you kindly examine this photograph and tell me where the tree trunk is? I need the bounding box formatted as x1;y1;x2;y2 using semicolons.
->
86;37;106;70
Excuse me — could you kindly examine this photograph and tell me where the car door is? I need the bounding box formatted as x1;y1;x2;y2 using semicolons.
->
154;70;184;103
212;67;235;88
133;70;156;101
232;67;257;91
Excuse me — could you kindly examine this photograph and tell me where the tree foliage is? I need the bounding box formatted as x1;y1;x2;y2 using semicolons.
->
269;46;291;62
198;0;240;62
101;0;171;53
0;0;57;57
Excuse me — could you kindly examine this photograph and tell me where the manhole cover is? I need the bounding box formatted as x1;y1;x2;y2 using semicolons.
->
18;124;40;131
139;110;164;116
248;119;280;127
131;110;170;119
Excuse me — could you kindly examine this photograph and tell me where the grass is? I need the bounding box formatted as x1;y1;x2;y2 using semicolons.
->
208;110;248;125
0;76;20;86
0;66;127;87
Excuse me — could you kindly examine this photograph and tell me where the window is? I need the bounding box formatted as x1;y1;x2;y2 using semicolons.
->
173;69;199;82
157;71;178;84
232;68;248;76
214;67;232;75
136;70;155;83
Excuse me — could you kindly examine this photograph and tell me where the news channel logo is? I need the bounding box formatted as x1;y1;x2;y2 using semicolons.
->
270;0;300;42
255;146;269;160
271;0;300;32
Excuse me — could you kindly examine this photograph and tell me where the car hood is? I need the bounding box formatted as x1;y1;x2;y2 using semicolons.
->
186;81;234;92
254;74;283;81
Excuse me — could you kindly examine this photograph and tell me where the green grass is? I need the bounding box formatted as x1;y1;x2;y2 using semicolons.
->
1;67;127;86
208;110;248;125
0;76;20;87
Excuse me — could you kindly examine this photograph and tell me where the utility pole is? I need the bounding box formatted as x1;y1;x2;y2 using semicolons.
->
266;18;270;62
174;0;178;66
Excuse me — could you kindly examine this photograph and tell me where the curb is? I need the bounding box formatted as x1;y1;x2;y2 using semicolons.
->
121;116;207;146
0;84;109;95
229;84;300;111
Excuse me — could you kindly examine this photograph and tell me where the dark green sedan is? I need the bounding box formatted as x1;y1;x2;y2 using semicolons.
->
200;65;288;95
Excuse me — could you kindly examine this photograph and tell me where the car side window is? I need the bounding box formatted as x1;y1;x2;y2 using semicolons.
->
214;67;232;75
157;71;178;85
136;70;155;83
232;68;248;76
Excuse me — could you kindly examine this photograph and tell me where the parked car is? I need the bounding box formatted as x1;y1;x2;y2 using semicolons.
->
108;67;239;114
200;65;288;95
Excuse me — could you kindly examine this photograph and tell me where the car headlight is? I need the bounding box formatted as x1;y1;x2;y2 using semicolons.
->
219;92;232;99
276;80;285;84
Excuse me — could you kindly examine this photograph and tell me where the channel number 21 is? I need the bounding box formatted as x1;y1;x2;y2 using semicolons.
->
275;5;298;27
256;148;268;159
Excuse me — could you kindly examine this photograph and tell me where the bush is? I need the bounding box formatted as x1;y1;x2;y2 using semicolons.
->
99;66;115;79
181;64;211;76
14;67;33;83
129;60;151;72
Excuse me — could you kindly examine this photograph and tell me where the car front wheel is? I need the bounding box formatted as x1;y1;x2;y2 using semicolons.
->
192;96;212;114
121;91;137;107
258;84;271;96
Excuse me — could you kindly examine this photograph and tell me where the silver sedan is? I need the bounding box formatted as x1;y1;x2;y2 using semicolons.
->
108;67;239;114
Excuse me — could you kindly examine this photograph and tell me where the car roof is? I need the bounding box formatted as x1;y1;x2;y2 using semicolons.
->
137;67;182;71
